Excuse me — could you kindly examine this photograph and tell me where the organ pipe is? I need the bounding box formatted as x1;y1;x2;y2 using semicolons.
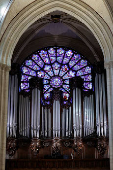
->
95;73;107;136
48;108;51;138
7;74;18;138
73;87;82;138
7;71;108;143
19;95;30;137
31;88;41;138
53;100;60;138
83;95;94;136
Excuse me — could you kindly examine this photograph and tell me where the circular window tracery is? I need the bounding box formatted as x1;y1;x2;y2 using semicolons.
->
20;47;92;99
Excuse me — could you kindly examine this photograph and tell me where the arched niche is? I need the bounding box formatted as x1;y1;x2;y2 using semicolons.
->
0;0;112;66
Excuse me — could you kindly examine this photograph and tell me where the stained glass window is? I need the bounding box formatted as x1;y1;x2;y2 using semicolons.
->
20;47;93;100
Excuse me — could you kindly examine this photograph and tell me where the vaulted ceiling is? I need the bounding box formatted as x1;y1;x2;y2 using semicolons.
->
12;11;104;67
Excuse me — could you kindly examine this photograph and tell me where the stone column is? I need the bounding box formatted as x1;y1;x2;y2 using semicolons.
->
105;61;113;170
0;63;10;170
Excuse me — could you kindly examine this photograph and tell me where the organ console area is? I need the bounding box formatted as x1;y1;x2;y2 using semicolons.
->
6;47;109;169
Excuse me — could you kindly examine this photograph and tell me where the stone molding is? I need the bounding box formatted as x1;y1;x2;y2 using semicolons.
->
0;63;11;72
0;0;113;66
104;61;113;69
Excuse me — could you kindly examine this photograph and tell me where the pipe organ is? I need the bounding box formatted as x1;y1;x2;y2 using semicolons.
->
19;95;30;137
83;95;94;136
95;73;108;137
7;74;18;138
7;72;108;140
61;106;72;138
31;88;40;138
73;88;82;138
6;74;108;152
41;107;51;138
53;100;60;138
6;47;109;160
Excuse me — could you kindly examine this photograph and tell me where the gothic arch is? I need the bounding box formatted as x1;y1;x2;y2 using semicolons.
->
0;0;113;66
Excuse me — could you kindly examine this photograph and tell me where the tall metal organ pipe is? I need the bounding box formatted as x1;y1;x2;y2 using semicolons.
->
19;95;30;137
53;100;60;138
73;88;82;138
62;106;72;138
83;95;94;136
7;74;18;138
95;73;107;136
31;88;40;138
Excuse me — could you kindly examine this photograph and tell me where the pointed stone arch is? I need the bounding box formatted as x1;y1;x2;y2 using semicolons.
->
0;1;113;170
0;0;113;66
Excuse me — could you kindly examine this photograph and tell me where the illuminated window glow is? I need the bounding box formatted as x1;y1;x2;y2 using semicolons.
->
20;47;93;100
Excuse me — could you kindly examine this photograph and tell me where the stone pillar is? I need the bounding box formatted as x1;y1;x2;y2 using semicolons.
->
105;61;113;170
0;63;10;170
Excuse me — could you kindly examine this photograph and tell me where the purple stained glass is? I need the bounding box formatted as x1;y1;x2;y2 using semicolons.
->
50;76;63;88
83;82;92;89
37;71;45;78
47;87;53;92
63;85;70;91
48;70;54;76
63;50;73;64
66;50;73;57
39;50;50;64
25;60;33;66
44;85;50;92
81;75;92;81
57;48;64;56
63;92;69;100
22;67;29;74
72;60;87;70
32;55;44;68
44;73;50;79
68;70;75;78
63;101;67;105
33;65;40;71
76;69;85;76
54;70;59;75
59;65;69;76
37;59;44;68
40;50;47;58
48;48;56;56
69;54;81;68
83;89;89;91
80;60;87;67
43;79;49;84
44;92;50;99
60;88;66;92
25;89;30;92
43;57;50;64
72;64;80;71
64;79;69;84
44;65;52;72
57;57;63;63
32;54;39;61
52;62;60;75
63;73;69;79
63;57;70;64
85;66;91;74
45;101;50;105
21;83;29;90
21;47;92;93
77;66;91;76
29;70;36;76
50;57;56;63
21;75;31;81
52;62;60;70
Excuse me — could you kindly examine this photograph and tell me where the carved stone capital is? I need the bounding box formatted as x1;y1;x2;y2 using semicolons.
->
104;61;113;70
0;63;11;72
